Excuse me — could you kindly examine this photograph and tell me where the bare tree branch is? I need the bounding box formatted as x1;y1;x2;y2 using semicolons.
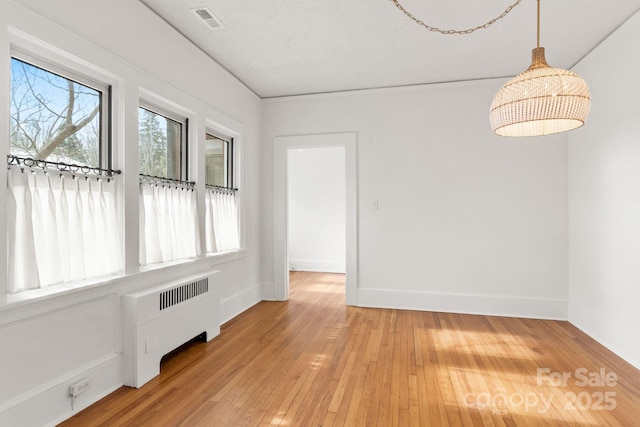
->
36;103;99;159
12;58;101;163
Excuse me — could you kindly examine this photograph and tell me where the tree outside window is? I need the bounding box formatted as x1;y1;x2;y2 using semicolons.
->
139;107;184;180
10;57;103;167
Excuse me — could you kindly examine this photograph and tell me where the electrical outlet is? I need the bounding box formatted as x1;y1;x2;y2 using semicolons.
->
69;378;91;398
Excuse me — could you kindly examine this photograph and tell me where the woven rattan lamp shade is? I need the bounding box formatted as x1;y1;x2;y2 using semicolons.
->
490;47;591;137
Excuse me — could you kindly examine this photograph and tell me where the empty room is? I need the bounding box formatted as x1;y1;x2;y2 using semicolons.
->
1;0;639;426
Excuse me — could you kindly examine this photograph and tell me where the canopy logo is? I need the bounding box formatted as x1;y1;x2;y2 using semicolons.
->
462;367;618;415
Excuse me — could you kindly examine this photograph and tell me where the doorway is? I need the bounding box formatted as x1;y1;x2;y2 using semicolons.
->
288;146;345;274
273;133;357;305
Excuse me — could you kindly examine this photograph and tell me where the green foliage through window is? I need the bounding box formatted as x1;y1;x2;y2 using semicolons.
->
139;107;184;180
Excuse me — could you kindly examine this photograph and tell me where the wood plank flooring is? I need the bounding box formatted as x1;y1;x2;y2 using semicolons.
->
60;271;640;426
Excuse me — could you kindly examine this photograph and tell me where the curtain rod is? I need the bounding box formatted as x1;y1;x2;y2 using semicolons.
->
139;174;195;188
206;184;238;193
7;154;121;177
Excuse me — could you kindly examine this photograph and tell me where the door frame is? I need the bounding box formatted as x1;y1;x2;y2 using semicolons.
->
273;132;358;305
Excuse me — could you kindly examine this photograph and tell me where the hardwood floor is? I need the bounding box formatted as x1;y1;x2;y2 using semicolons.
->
61;271;640;426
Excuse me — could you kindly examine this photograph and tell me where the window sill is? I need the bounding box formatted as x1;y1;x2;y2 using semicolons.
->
4;271;128;306
138;248;245;273
205;248;246;265
0;271;130;324
0;249;246;317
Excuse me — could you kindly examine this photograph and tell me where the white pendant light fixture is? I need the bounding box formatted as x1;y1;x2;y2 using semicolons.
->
490;0;591;137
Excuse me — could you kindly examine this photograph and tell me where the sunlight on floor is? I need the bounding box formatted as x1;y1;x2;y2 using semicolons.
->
432;328;541;358
309;353;327;370
270;410;289;425
326;324;346;340
306;284;344;294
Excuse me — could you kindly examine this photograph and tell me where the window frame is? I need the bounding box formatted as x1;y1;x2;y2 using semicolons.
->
205;131;234;189
138;102;189;181
10;49;112;170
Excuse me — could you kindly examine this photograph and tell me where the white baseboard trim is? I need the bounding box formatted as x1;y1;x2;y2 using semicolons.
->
289;259;345;274
0;353;122;427
220;284;262;325
357;288;568;320
569;301;640;370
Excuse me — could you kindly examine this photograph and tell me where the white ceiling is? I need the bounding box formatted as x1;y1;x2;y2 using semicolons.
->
140;0;640;98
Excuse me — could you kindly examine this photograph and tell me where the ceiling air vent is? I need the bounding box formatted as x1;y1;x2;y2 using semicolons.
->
191;7;225;30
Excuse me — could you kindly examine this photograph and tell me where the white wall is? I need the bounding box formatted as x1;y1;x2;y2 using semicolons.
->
288;147;346;273
568;11;640;369
0;1;262;425
2;1;636;425
262;81;569;319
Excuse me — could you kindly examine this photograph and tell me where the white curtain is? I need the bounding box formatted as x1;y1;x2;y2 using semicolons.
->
7;167;122;294
205;189;239;253
139;180;200;265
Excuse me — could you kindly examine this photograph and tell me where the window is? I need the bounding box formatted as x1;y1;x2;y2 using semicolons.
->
7;53;121;294
10;55;109;168
205;133;233;188
139;106;187;180
204;132;239;253
138;103;198;266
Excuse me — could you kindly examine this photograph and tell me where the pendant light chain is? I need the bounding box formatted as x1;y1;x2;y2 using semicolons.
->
536;0;541;48
389;0;523;35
